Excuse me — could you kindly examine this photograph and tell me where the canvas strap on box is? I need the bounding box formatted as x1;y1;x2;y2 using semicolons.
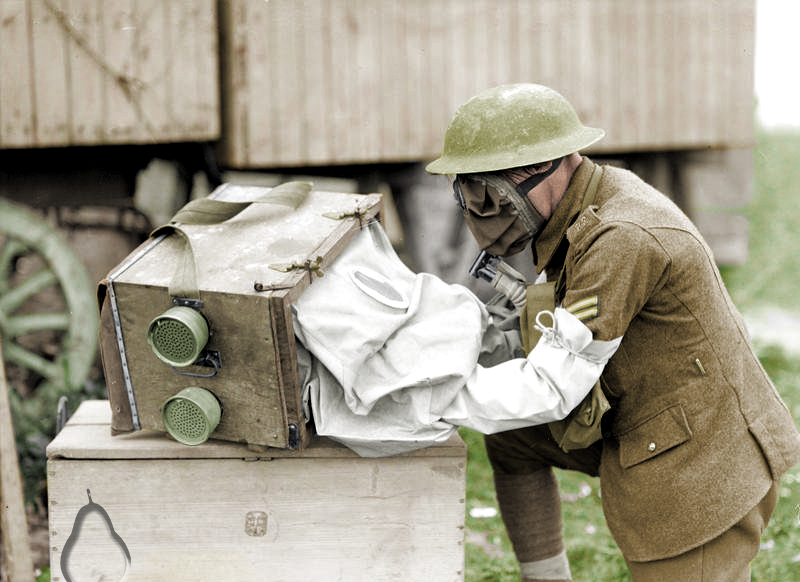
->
519;164;608;452
102;182;311;431
151;181;312;300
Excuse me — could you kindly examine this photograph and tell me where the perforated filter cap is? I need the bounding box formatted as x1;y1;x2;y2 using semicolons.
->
162;387;221;445
147;306;209;367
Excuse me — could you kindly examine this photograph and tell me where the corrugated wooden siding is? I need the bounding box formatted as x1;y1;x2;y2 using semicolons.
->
0;0;219;148
217;0;755;169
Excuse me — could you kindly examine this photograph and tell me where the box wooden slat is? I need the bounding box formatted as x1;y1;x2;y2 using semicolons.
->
217;0;755;169
0;0;220;148
47;401;467;582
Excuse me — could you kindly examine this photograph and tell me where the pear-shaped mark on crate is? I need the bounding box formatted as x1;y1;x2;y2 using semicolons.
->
61;489;131;582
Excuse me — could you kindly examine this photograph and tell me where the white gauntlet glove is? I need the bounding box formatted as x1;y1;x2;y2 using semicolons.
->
441;307;622;434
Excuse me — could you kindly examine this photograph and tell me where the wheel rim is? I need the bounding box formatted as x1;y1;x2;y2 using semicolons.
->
0;199;98;405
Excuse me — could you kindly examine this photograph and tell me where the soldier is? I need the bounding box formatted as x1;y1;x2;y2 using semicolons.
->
426;83;800;582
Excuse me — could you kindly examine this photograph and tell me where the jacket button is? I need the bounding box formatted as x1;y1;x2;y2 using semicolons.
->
648;442;656;452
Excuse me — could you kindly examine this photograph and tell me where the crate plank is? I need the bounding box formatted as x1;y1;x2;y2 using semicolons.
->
173;0;220;139
30;0;71;144
323;0;354;162
48;454;466;581
421;0;450;158
273;0;305;164
134;0;170;137
47;400;467;581
101;0;138;141
301;0;330;164
0;0;219;148
0;0;36;146
64;0;106;143
217;0;248;166
246;0;278;163
401;1;425;159
47;400;468;460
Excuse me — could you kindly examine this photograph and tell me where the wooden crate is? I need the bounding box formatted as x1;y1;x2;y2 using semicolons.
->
47;400;467;582
0;0;219;148
216;0;755;169
98;184;383;450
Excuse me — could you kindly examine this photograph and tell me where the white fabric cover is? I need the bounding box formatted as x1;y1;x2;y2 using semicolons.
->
293;222;621;457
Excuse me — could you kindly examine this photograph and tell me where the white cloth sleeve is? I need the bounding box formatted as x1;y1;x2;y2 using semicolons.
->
439;307;622;434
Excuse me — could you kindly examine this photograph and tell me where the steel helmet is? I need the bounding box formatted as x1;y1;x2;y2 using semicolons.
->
426;83;605;175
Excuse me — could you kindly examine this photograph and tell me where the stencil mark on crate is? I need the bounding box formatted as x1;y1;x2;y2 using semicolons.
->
61;489;131;582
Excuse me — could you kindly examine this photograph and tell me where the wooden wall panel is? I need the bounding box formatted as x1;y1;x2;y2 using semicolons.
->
67;0;105;144
217;0;755;169
0;0;36;146
0;0;220;148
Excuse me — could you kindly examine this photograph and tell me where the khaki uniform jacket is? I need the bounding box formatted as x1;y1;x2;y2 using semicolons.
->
533;158;800;562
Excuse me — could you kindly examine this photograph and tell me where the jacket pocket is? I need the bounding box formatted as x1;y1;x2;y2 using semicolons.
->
619;405;692;469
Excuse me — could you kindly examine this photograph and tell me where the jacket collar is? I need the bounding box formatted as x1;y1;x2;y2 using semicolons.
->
531;157;597;273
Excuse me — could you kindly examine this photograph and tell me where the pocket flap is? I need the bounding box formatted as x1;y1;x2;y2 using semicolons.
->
619;405;692;469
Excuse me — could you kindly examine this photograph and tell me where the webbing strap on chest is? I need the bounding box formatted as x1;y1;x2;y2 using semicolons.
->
555;163;604;301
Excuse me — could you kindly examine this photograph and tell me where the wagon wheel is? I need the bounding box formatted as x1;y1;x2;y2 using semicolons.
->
0;199;98;419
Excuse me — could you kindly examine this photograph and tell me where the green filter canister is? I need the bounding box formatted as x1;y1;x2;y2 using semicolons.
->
147;306;209;367
161;387;221;445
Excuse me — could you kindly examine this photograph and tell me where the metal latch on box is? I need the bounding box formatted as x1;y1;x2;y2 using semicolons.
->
172;349;222;378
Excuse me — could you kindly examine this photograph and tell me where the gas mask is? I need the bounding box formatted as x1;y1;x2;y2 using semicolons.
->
453;158;562;256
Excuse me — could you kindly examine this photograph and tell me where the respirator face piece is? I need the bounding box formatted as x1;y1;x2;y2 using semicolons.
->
454;172;547;257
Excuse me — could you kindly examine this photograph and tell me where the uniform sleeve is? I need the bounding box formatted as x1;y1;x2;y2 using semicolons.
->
562;215;671;341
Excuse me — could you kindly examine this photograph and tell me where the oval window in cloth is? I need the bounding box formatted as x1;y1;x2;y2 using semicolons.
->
349;266;409;309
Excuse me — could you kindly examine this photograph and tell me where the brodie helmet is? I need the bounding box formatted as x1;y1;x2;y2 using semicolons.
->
426;83;605;175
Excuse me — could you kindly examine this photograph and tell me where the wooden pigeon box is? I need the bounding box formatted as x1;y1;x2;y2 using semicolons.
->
97;182;383;451
47;400;467;582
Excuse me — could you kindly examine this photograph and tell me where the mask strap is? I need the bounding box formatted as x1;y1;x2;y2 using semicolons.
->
514;157;564;196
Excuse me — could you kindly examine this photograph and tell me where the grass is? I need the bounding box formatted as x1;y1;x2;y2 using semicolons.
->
720;128;800;311
460;427;629;582
462;127;800;581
